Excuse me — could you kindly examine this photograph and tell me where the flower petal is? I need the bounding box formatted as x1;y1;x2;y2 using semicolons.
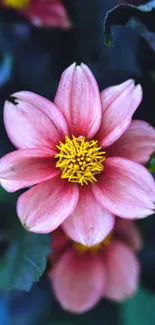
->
4;91;68;149
107;120;155;164
103;240;140;301
50;248;105;313
0;149;58;192
54;63;102;138
52;229;70;256
17;176;79;233
62;187;115;247
115;218;143;252
50;228;70;264
97;80;143;147
23;0;72;29
92;157;155;219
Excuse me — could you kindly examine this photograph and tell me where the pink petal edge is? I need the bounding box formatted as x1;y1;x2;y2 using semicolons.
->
114;218;143;252
22;0;72;29
50;247;105;313
17;176;79;233
92;157;155;219
62;186;115;247
107;120;155;164
103;240;140;301
0;148;59;192
97;80;143;148
4;92;68;149
54;63;102;139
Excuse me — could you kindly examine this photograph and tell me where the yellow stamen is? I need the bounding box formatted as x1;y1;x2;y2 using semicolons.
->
74;232;113;254
4;0;30;9
55;136;105;185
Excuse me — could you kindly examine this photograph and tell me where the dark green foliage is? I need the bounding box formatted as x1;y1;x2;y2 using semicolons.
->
0;188;51;291
104;2;155;47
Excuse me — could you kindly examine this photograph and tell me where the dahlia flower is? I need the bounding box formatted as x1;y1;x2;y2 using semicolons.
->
49;219;142;313
2;0;71;28
0;63;155;246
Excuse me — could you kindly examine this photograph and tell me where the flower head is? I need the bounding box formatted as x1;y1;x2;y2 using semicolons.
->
55;135;106;185
2;0;71;28
0;63;155;245
48;220;142;313
4;0;30;9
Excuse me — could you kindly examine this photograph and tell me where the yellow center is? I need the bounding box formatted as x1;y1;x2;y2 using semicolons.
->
4;0;30;9
55;136;105;185
74;232;113;254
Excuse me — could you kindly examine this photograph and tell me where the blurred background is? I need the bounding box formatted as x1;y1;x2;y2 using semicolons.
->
0;0;155;324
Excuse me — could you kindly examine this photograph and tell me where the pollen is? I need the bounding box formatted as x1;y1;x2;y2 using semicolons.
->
55;135;105;185
4;0;30;9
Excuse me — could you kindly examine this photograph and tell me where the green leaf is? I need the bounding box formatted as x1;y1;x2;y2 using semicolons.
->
0;223;51;291
0;186;19;205
0;186;51;291
104;2;155;47
120;287;155;325
147;152;155;173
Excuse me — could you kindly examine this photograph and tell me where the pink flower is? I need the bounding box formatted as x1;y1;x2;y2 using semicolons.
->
48;220;142;313
0;63;155;245
2;0;71;29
